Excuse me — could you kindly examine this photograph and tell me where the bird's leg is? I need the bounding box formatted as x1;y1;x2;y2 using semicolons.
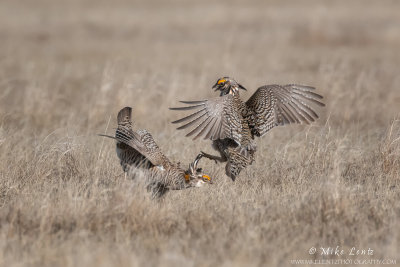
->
200;151;227;164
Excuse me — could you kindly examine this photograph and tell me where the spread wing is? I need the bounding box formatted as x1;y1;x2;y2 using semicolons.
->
115;128;166;167
245;84;325;137
99;107;166;167
170;94;244;145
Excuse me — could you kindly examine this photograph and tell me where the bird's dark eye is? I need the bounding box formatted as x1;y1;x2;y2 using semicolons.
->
196;168;202;172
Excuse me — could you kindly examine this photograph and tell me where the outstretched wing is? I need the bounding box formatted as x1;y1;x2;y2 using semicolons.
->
170;94;244;145
245;84;325;137
99;107;166;167
114;128;166;167
99;133;149;167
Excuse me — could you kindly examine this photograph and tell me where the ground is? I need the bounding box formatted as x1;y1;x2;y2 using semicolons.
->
0;0;399;266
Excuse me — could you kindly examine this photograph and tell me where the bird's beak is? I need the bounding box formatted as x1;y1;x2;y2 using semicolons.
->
238;83;247;91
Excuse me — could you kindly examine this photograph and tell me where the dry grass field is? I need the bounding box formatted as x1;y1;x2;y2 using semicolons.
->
0;0;399;266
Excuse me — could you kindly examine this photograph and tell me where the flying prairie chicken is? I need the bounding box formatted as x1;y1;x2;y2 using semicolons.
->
100;107;212;196
170;77;325;180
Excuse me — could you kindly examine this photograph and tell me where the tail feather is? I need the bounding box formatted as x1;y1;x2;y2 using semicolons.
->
99;106;163;168
225;162;237;181
117;107;132;128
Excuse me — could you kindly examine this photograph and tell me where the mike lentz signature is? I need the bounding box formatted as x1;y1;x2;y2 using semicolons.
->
309;246;374;256
296;247;398;265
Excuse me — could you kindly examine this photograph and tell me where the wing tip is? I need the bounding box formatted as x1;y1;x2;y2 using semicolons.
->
169;107;182;111
98;134;115;139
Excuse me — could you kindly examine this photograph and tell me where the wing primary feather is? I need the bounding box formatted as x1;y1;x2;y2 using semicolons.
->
98;134;117;140
116;128;140;141
303;91;323;100
179;100;206;104
193;117;215;140
291;100;315;122
177;113;207;130
292;89;324;100
292;91;325;106
280;104;300;123
279;106;296;123
287;84;316;91
281;113;290;124
115;131;137;146
286;102;310;123
291;98;319;120
186;117;211;138
209;116;221;140
171;108;206;124
274;86;292;100
204;117;218;140
215;120;223;139
169;104;204;111
114;134;143;151
116;129;143;147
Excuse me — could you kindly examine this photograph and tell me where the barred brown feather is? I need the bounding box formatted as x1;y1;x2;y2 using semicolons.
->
100;107;212;196
171;95;245;145
246;84;325;137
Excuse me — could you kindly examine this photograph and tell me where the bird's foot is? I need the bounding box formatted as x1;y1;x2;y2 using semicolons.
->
200;151;222;164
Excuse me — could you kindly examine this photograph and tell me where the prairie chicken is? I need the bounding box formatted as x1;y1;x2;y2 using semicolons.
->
170;77;325;180
100;107;212;196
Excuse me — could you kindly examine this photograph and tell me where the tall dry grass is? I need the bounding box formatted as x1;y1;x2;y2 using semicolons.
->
0;0;399;266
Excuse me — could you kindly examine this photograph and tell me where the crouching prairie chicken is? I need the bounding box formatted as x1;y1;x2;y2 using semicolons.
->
170;77;325;181
100;107;212;196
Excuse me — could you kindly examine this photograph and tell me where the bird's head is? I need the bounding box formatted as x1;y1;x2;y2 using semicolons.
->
184;154;213;187
212;77;246;96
